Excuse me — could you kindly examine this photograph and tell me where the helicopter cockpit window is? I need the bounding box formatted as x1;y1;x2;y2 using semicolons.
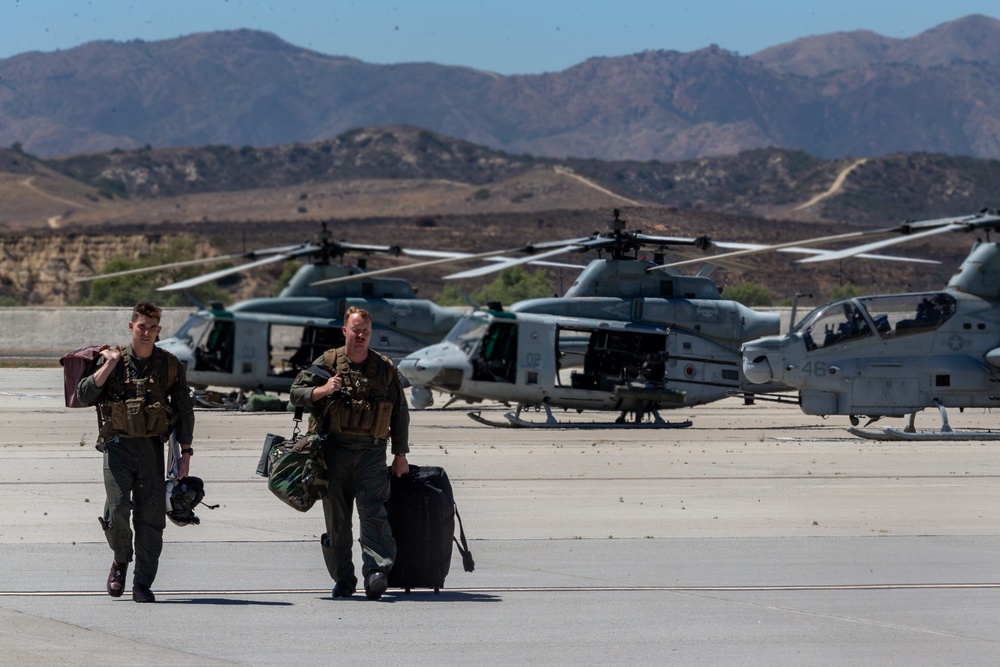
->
798;301;873;351
471;321;518;383
194;320;235;373
445;314;491;356
174;315;212;346
858;293;956;338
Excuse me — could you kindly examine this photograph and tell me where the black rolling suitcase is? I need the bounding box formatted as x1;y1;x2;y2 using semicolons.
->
386;464;474;593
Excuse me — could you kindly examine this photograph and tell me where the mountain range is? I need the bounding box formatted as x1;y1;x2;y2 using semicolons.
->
4;15;1000;161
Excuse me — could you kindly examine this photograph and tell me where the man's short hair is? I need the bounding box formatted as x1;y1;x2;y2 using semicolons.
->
344;306;372;324
132;302;162;323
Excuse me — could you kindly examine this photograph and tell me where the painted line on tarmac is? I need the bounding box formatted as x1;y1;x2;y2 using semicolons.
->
3;582;1000;597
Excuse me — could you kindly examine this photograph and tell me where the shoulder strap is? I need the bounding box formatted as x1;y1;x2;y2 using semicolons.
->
322;348;351;376
372;351;398;386
165;351;178;389
453;504;475;573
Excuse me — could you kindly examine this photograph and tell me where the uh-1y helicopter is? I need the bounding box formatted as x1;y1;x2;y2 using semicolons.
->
76;222;571;400
77;223;578;407
739;209;1000;440
395;210;931;428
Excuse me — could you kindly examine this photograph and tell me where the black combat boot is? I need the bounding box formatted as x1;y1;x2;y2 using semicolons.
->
132;583;156;603
364;571;387;600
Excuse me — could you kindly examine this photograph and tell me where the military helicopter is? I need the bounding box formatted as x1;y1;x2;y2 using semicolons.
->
396;210;929;427
739;210;1000;440
76;223;575;399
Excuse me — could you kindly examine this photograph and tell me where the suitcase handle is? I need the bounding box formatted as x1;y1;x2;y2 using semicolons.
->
453;505;475;572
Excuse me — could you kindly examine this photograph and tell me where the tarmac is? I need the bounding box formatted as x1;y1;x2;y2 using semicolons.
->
1;367;1000;665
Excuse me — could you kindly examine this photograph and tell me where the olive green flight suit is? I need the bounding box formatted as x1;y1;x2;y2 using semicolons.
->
289;348;409;589
77;346;194;588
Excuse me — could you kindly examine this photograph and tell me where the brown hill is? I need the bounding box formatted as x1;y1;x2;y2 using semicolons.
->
5;127;997;232
4;16;1000;160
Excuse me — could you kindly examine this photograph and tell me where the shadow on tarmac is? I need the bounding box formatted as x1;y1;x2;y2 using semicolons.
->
330;592;502;604
161;598;293;606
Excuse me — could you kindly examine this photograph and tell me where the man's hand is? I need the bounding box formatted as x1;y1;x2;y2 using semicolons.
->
94;345;122;387
391;454;409;477
177;449;192;479
312;373;343;401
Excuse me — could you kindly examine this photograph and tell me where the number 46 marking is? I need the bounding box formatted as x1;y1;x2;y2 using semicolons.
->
801;361;827;376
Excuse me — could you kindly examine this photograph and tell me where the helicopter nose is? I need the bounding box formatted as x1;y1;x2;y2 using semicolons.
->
397;356;434;384
398;344;470;391
743;353;774;385
157;337;195;368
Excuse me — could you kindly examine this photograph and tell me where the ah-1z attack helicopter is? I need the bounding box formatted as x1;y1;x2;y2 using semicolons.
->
397;210;928;428
740;210;1000;440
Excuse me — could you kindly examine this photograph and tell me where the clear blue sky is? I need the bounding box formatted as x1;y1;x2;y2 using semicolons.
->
3;0;998;75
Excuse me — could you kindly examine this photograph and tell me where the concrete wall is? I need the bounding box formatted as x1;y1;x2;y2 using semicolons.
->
0;306;798;359
0;307;194;358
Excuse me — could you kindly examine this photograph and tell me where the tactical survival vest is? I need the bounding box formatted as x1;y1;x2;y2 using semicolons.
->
98;348;179;441
319;348;396;440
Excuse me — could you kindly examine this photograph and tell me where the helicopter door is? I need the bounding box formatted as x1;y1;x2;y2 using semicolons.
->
194;320;235;373
267;324;346;378
287;326;345;373
471;320;518;383
573;330;667;391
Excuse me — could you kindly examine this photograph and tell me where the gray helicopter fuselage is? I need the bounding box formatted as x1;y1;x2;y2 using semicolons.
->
742;242;1000;417
400;308;787;413
157;263;465;392
514;258;779;349
562;258;722;299
400;257;786;412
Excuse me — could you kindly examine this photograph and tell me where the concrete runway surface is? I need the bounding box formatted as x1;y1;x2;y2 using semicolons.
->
1;368;999;665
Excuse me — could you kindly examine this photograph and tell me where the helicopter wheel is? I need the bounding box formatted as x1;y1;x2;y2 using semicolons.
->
849;415;860;426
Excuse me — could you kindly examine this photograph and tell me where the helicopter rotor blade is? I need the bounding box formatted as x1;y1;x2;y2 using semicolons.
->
308;246;534;286
649;228;903;271
73;252;253;283
797;224;966;263
654;211;1000;272
157;252;298;291
794;209;1000;263
711;241;940;265
443;246;582;280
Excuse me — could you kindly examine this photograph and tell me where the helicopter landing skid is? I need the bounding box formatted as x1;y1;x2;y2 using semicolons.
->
848;400;1000;440
847;427;1000;441
466;407;692;429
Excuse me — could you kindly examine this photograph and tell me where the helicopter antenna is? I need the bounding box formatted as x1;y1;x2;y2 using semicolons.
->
461;290;481;310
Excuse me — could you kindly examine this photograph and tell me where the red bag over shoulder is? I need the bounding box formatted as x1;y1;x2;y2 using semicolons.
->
59;345;103;408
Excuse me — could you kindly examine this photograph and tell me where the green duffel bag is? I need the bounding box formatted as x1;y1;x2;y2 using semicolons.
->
266;433;327;512
244;394;288;412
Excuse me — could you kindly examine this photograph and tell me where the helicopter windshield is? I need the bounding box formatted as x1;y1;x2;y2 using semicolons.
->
857;293;956;338
796;300;873;351
445;313;492;355
173;314;213;346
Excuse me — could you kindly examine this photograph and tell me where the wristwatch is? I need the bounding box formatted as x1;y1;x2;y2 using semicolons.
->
181;447;194;456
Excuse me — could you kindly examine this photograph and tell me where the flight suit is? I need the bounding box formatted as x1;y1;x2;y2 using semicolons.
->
77;346;194;589
289;348;409;589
